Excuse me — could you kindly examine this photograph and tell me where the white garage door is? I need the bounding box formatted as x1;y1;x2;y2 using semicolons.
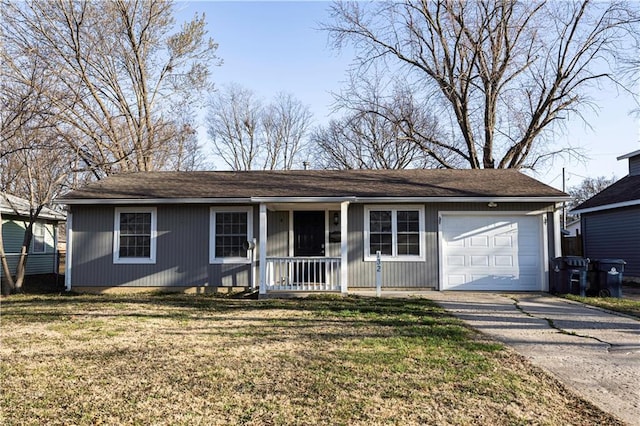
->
440;215;543;291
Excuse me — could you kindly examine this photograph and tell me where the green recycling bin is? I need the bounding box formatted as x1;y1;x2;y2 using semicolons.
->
592;259;625;298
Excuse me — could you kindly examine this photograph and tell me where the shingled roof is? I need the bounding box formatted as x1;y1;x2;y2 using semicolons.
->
1;193;66;221
57;169;567;203
571;175;640;213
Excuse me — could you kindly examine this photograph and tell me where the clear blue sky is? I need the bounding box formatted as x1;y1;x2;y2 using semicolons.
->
176;1;640;189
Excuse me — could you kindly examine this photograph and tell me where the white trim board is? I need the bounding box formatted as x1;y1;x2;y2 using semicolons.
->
57;196;569;205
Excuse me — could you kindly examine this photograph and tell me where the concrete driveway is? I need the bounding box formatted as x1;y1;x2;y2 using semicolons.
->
426;292;640;425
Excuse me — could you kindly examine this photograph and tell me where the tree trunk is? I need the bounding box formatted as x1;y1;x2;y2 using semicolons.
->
13;205;42;293
0;213;16;295
13;245;29;293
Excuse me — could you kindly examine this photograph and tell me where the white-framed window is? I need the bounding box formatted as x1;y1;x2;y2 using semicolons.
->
32;222;46;253
364;205;425;261
210;206;253;264
113;207;157;264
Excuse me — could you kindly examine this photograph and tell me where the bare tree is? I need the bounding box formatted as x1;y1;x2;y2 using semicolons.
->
325;0;640;170
262;92;313;170
207;85;313;170
568;175;617;213
624;54;640;117
208;84;262;170
313;112;427;170
2;0;218;178
0;44;75;293
313;72;452;169
0;133;72;294
0;45;56;160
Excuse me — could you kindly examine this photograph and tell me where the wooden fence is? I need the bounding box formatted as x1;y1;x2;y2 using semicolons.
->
561;234;583;257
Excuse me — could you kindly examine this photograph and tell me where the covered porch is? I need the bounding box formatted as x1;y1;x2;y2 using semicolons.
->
257;200;350;295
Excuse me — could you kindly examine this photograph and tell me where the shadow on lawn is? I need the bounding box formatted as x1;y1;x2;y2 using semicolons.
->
2;290;447;315
2;292;477;343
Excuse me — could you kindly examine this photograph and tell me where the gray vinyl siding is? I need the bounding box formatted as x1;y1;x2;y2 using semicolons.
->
68;201;558;290
348;201;556;288
327;210;341;257
346;204;435;288
582;206;640;277
267;210;289;257
1;216;57;278
70;205;257;288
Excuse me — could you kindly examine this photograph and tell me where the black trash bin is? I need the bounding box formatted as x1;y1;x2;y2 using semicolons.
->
551;256;590;296
592;259;625;298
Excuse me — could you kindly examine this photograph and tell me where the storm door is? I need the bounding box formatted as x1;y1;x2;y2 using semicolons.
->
293;211;325;284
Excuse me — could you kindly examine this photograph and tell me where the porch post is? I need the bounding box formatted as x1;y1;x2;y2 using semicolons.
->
340;201;349;294
259;203;267;295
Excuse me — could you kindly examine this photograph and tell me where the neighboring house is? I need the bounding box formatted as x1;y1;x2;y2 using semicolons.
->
1;193;66;280
572;149;640;279
55;169;568;295
564;218;581;236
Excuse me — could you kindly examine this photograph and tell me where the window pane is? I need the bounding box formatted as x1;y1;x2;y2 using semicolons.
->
370;210;392;233
119;212;152;258
397;210;420;255
369;210;393;255
215;211;248;258
398;233;420;255
32;223;45;253
397;211;419;232
370;233;392;255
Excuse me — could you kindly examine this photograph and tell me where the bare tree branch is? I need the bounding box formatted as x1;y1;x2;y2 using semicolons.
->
324;0;640;170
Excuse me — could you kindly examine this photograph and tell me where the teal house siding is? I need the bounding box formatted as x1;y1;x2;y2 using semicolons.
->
1;215;59;278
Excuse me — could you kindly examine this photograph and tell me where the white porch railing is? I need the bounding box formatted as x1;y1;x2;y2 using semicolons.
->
265;257;341;291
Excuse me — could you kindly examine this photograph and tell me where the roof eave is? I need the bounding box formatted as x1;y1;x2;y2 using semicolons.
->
55;195;569;205
571;199;640;215
0;207;65;221
54;197;254;205
617;149;640;160
352;196;569;203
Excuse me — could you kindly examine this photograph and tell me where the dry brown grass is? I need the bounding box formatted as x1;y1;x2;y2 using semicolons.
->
0;293;622;425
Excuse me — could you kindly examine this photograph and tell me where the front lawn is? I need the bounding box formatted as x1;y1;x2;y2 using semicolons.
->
0;293;620;425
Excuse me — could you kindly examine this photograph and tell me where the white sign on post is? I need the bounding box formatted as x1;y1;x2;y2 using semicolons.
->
376;250;382;297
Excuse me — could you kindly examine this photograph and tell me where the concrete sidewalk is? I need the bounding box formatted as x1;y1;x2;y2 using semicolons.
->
426;292;640;425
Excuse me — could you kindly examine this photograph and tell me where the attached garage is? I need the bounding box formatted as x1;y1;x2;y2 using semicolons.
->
439;213;547;291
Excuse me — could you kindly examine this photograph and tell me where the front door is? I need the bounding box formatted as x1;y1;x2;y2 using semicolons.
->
294;211;325;283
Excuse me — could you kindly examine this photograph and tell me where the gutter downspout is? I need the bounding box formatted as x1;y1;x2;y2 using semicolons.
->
53;220;59;286
553;203;562;258
64;211;72;292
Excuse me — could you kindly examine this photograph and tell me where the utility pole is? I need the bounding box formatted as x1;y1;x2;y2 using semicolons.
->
562;167;566;230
